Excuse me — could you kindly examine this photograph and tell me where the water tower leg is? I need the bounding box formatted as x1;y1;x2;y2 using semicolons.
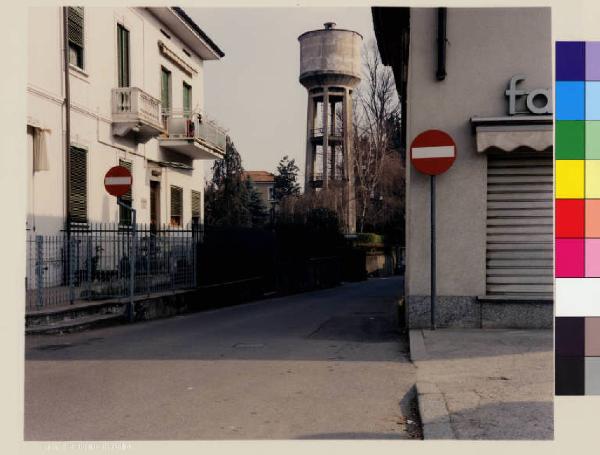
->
322;88;329;189
343;87;356;234
305;94;316;191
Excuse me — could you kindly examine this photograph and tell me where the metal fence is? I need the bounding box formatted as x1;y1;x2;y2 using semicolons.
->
25;223;201;312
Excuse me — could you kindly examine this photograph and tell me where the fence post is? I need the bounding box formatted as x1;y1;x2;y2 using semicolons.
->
35;236;44;309
192;224;198;289
69;237;76;305
129;209;137;322
146;228;150;296
86;236;92;300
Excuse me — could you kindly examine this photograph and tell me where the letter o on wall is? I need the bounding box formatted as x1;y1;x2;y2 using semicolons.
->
526;88;551;114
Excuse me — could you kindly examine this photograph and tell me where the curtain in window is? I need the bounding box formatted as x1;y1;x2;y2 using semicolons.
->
32;127;49;172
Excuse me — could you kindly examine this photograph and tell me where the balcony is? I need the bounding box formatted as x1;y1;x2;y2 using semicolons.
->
111;87;164;141
159;111;226;160
310;126;344;143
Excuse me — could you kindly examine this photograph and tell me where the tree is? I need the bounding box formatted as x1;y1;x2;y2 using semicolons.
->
273;155;301;201
353;41;403;234
204;136;252;227
245;178;268;227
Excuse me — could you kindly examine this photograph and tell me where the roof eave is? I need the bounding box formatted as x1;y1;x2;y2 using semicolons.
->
146;7;225;61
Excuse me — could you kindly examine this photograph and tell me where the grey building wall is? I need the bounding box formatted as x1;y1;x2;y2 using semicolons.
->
405;8;551;325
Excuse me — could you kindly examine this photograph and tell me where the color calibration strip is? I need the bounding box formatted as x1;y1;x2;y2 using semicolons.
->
555;42;600;395
556;317;600;395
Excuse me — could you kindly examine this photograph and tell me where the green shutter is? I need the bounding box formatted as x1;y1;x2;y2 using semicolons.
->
117;24;130;88
183;83;192;113
118;159;133;225
67;7;84;68
67;7;84;48
161;68;171;111
69;146;87;224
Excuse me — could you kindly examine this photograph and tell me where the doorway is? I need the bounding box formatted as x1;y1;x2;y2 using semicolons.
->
150;180;161;230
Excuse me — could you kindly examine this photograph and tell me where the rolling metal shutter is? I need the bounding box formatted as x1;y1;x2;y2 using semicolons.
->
68;146;87;224
486;153;553;297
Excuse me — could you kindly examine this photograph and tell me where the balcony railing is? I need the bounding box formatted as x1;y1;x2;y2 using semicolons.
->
310;126;344;138
111;87;163;138
160;110;227;157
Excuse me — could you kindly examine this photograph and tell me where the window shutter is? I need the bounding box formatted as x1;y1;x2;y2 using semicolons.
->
69;146;87;224
183;83;192;113
161;68;171;111
118;159;133;225
67;7;84;49
117;24;130;88
191;190;201;219
170;186;183;218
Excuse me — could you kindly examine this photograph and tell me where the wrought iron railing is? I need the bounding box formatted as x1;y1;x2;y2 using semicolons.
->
25;223;202;312
163;110;227;152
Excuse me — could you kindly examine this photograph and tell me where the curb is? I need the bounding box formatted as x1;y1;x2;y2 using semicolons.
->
409;329;456;440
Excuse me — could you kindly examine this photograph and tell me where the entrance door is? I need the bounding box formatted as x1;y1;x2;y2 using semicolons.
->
150;181;161;229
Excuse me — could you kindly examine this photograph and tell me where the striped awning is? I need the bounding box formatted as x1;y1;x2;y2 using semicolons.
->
470;115;553;154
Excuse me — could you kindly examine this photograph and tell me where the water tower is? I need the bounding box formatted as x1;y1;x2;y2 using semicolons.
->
298;22;362;234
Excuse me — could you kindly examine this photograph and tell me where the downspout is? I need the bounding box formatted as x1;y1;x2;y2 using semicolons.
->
63;7;71;228
436;7;447;81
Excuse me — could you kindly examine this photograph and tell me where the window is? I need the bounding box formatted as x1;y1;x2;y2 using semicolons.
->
161;67;171;112
118;160;133;226
170;185;183;227
117;24;130;88
268;187;274;201
183;82;192;114
68;146;87;224
191;190;201;225
67;7;85;69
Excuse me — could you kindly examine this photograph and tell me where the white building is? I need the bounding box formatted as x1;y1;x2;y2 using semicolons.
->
374;7;553;328
27;6;226;235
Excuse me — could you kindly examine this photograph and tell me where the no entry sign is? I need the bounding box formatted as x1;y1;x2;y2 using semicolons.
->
104;165;132;197
410;129;456;176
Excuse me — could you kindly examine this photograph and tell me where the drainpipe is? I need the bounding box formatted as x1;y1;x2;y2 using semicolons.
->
436;7;447;81
63;7;71;229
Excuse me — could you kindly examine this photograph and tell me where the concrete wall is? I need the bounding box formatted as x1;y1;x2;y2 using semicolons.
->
405;9;551;303
27;7;212;234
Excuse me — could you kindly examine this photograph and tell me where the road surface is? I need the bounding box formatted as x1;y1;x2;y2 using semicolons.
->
25;276;419;440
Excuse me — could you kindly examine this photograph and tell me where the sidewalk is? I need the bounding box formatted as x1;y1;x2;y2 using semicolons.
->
409;328;553;440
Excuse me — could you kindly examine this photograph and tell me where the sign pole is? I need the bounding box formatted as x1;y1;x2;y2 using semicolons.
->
118;199;136;323
409;129;456;332
104;165;135;322
430;175;436;330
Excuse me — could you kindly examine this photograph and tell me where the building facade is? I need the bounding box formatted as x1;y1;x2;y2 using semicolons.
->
243;171;276;208
27;7;225;235
373;7;553;328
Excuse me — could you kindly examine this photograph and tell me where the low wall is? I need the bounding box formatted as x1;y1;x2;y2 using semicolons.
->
406;295;553;329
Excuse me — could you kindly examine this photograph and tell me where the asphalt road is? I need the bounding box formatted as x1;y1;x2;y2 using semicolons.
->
25;276;419;440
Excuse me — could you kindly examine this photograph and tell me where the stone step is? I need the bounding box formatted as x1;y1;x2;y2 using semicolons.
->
26;312;127;335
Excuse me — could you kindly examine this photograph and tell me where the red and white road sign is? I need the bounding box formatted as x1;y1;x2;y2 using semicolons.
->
104;165;132;197
410;129;457;176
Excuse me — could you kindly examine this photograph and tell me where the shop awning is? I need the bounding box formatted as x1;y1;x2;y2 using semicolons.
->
470;115;553;153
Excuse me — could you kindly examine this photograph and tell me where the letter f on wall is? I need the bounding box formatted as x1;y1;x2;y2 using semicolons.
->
505;74;527;115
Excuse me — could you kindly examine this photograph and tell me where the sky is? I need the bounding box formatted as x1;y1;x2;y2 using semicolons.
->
186;7;376;180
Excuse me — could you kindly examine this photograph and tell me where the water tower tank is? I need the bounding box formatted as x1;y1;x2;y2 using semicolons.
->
298;22;363;89
298;23;362;234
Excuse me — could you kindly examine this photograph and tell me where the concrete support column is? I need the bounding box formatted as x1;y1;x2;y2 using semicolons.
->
304;94;316;191
322;88;329;189
342;87;356;234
